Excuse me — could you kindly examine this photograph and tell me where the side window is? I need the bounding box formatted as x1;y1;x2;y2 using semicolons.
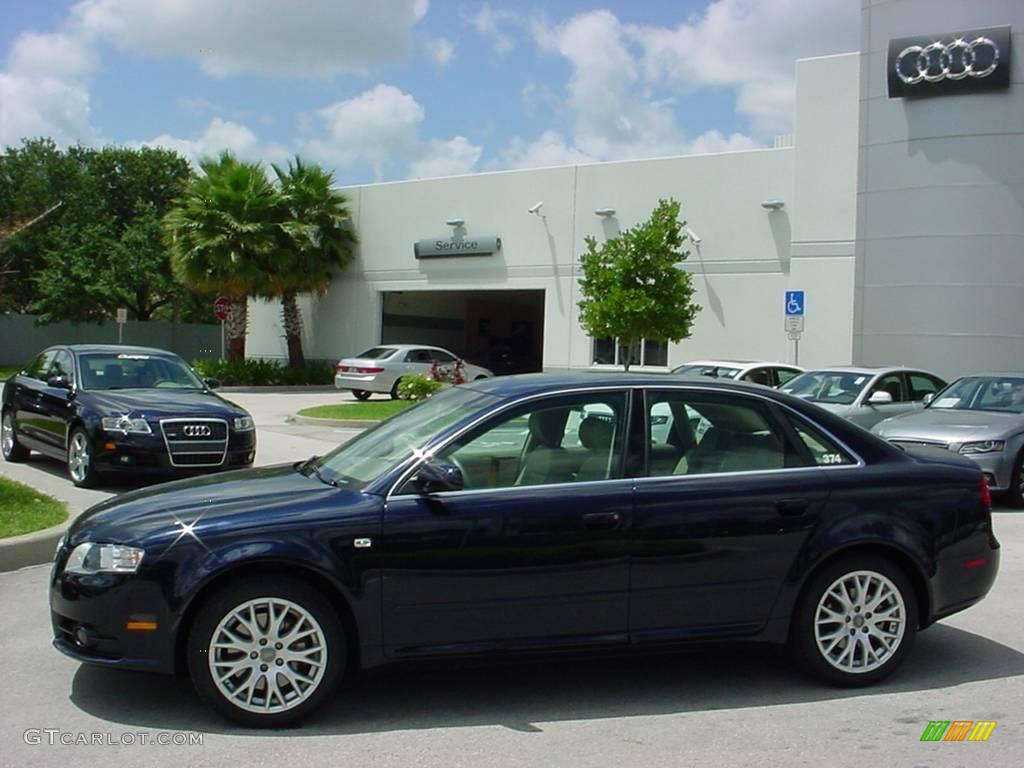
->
648;392;792;477
434;392;627;490
788;416;856;466
776;368;800;387
869;373;904;402
908;373;943;401
26;350;58;381
48;350;74;383
430;350;456;363
741;368;773;387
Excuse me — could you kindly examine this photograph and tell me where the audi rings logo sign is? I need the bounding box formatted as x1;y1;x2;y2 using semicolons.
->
887;26;1011;98
183;424;212;438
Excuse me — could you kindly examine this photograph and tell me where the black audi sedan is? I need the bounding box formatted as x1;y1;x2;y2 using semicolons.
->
2;344;255;486
49;374;998;727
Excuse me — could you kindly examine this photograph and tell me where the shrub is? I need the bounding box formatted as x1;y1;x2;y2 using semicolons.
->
398;374;445;401
191;358;335;386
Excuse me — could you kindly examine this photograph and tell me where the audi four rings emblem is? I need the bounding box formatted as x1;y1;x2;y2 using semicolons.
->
183;424;212;437
895;37;999;84
886;26;1011;98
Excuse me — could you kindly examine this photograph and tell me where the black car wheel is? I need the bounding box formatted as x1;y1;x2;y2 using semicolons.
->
390;378;405;400
1;410;29;462
351;390;371;401
67;428;99;487
791;555;917;687
1008;450;1024;509
188;576;345;728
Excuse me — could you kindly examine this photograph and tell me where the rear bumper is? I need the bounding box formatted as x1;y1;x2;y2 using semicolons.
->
929;530;1000;624
334;373;389;393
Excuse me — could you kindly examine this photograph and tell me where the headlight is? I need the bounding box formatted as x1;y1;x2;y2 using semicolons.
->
959;440;1005;455
233;416;254;431
101;416;151;434
54;534;67;561
64;543;145;575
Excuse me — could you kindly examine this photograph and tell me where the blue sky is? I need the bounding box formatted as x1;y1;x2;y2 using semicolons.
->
0;1;858;184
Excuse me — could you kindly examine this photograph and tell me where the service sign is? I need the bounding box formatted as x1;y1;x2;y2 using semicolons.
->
414;236;501;259
887;25;1011;98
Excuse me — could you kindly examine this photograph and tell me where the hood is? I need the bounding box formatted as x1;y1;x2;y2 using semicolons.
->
80;389;247;419
807;402;855;416
67;463;362;550
874;408;1024;442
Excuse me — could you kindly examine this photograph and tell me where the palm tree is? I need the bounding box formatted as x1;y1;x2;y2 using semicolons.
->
164;152;280;360
271;156;357;367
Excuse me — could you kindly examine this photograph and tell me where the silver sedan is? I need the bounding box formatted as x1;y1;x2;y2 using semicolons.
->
873;373;1024;507
779;366;947;430
334;344;493;400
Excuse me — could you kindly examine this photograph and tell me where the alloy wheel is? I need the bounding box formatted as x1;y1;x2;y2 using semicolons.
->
813;570;906;674
68;432;91;483
1;413;14;457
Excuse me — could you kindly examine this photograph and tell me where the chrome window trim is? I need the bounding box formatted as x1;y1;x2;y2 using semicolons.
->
159;417;229;468
384;383;867;500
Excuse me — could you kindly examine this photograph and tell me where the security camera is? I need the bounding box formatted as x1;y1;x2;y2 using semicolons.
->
594;207;616;217
528;201;544;215
445;218;465;227
760;200;785;211
686;228;702;246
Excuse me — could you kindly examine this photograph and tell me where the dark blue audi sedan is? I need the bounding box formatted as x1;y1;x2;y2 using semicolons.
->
49;374;999;727
2;344;255;486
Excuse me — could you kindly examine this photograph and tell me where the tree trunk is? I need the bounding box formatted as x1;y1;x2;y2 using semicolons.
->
225;295;247;360
281;289;305;368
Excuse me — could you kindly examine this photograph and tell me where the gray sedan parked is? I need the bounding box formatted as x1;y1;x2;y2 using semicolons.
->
779;366;947;430
334;344;493;400
873;374;1024;507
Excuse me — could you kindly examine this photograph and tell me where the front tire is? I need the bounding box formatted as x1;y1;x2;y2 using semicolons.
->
67;428;99;487
790;555;917;687
351;390;371;401
1;410;29;462
1007;450;1024;509
187;576;345;728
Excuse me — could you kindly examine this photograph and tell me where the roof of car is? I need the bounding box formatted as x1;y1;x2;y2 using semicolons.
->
464;371;787;399
64;344;180;356
798;366;929;376
678;359;797;368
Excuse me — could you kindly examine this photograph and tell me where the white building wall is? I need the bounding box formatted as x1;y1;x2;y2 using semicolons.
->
247;53;862;371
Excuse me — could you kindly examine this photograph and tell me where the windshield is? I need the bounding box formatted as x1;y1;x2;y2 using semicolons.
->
354;347;398;360
315;386;502;489
673;364;741;379
928;376;1024;414
78;353;205;390
780;371;872;406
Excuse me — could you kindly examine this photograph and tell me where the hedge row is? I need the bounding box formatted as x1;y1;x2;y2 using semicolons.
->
192;358;336;386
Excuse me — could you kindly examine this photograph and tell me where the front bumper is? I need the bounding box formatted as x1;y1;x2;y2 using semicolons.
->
49;555;177;675
90;429;255;475
963;451;1015;492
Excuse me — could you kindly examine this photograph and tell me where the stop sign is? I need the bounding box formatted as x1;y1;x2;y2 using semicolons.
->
213;296;230;321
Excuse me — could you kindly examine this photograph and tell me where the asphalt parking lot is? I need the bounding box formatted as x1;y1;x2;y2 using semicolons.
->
1;390;1022;766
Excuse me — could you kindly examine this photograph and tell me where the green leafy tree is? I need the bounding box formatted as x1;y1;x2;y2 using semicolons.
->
164;151;281;360
577;198;701;371
270;156;357;367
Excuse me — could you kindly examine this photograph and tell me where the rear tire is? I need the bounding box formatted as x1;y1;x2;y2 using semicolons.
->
187;576;345;728
390;378;405;400
1;410;29;462
351;390;371;401
1007;450;1024;509
790;554;917;687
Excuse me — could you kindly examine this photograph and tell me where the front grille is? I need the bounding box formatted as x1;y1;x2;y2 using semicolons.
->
160;418;229;468
890;438;950;450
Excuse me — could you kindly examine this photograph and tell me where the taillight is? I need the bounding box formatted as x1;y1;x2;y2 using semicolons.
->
336;364;348;372
979;474;992;510
356;367;384;374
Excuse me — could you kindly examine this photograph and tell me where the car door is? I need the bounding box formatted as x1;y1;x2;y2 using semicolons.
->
13;349;58;450
850;372;910;429
404;348;435;377
34;348;76;452
380;390;633;657
906;371;947;404
630;388;832;641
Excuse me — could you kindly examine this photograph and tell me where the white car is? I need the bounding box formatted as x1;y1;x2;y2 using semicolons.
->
671;359;803;388
334;345;494;400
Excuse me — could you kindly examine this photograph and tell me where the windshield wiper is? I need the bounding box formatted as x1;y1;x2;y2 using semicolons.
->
298;455;339;488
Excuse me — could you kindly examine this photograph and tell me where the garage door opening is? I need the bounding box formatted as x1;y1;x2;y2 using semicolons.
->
381;290;544;375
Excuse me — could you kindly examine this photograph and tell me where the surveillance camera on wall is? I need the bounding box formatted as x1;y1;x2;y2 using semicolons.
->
594;207;616;216
528;201;544;214
445;218;465;227
686;228;702;245
760;200;785;211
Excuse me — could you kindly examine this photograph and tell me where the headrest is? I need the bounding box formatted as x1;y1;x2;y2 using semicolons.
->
578;416;614;451
528;409;568;448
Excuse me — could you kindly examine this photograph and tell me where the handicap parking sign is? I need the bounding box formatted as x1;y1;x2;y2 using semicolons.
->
785;290;805;316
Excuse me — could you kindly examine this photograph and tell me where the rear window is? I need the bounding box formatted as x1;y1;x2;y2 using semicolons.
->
355;347;398;360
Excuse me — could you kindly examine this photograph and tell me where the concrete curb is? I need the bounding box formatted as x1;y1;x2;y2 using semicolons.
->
0;514;75;573
291;414;378;428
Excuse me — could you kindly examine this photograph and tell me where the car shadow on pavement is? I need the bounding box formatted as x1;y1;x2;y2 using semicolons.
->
18;453;179;493
68;622;1024;736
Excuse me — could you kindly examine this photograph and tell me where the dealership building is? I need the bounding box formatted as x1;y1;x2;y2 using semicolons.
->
248;0;1023;380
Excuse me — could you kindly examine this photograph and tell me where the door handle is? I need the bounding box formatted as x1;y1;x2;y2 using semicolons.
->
582;511;621;530
776;498;809;516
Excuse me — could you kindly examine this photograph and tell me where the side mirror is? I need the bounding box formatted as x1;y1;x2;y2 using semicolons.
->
204;377;221;390
868;390;894;405
47;375;72;390
922;393;934;405
414;459;464;493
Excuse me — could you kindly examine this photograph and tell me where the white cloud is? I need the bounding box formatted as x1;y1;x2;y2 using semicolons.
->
426;38;455;67
498;130;594;170
468;3;518;53
138;117;290;169
71;0;429;78
409;136;482;179
0;32;97;148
